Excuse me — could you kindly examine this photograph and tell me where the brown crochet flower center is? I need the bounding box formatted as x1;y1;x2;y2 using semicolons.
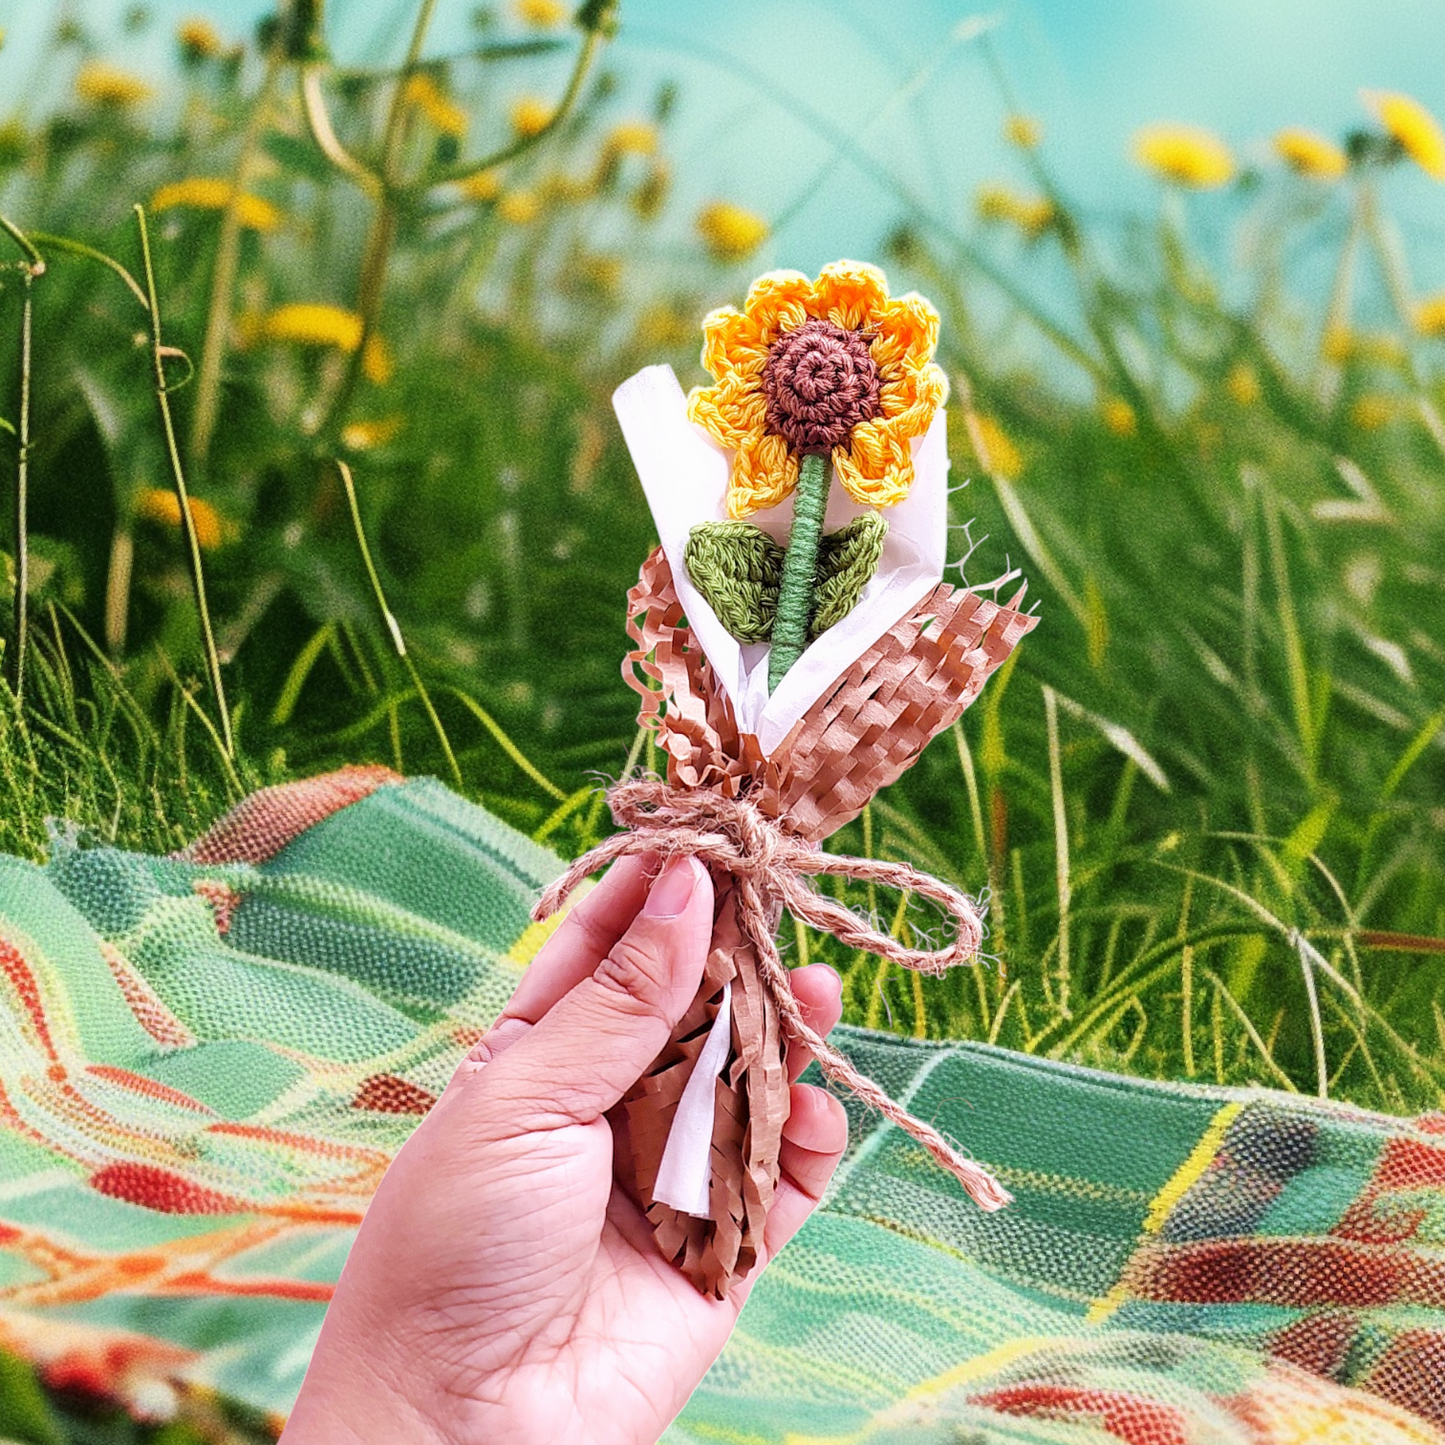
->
761;319;881;455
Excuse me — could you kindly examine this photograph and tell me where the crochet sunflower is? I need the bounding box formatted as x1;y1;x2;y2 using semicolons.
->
683;260;948;690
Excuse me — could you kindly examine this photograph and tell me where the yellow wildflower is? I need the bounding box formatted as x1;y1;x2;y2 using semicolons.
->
696;202;768;262
403;73;468;139
75;61;155;108
176;17;224;60
688;260;949;515
579;253;623;292
1273;128;1347;181
606;119;659;157
515;0;568;25
498;190;541;224
509;96;555;138
341;416;404;451
1362;90;1445;181
1226;361;1261;406
1415;292;1445;336
458;169;503;202
975;182;1055;240
1350;395;1393;431
251;303;393;384
1003;114;1042;150
1132;123;1235;189
151;177;281;232
971;413;1023;478
1322;326;1404;365
1101;398;1137;437
137;488;224;551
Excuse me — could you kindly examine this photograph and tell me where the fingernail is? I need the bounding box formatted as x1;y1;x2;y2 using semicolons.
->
644;856;701;919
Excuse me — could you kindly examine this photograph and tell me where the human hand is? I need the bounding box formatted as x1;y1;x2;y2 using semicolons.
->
281;853;847;1445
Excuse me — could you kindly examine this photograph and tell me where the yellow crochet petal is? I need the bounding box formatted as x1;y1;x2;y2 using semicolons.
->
700;305;769;379
811;259;890;332
687;376;765;450
868;293;941;376
835;422;916;508
741;269;815;338
728;431;797;517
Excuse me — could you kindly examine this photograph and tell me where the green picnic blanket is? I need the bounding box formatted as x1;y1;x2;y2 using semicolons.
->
1;768;1441;1443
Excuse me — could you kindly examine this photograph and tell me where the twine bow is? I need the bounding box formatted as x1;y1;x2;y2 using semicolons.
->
533;779;1012;1211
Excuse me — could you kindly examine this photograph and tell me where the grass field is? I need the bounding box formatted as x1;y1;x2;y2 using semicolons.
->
1;7;1444;1437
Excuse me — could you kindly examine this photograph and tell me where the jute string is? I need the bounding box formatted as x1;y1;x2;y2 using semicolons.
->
533;779;1013;1212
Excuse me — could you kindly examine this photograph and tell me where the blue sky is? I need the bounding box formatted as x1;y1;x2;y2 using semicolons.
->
3;0;1443;301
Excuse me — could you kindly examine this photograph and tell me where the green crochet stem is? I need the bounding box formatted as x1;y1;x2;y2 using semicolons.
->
769;451;830;691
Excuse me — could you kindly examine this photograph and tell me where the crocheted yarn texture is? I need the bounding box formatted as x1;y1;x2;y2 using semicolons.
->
1;772;1443;1441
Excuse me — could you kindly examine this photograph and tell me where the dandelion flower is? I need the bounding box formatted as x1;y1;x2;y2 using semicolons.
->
341;416;404;451
251;303;393;384
606;119;659;156
137;488;224;551
498;189;541;224
1226;361;1261;406
1003;114;1042;150
75;61;155;108
176;17;224;61
509;96;555;138
1100;398;1137;437
1273;128;1347;181
972;413;1023;478
975;182;1055;240
696;202;768;262
458;169;503;202
515;0;568;25
1415;292;1445;336
404;73;468;139
1362;90;1445;180
1350;395;1394;431
151;177;281;232
1132;123;1235;189
688;260;948;515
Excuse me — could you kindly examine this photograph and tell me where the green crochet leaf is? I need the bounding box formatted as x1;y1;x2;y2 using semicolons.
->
684;521;784;644
810;511;888;638
684;511;887;645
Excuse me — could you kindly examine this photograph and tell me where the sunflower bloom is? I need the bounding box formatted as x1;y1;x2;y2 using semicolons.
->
176;17;224;60
1273;128;1347;181
404;73;468;139
509;96;555;138
137;488;224;550
151;177;281;232
1416;293;1445;336
1363;90;1445;180
687;259;948;516
75;62;154;108
515;0;568;25
251;303;393;384
1132;124;1235;189
696;202;768;262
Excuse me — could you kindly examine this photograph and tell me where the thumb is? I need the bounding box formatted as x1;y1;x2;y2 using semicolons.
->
474;856;715;1132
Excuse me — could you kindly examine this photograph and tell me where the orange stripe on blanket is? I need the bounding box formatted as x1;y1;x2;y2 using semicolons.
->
179;765;401;865
84;1066;214;1115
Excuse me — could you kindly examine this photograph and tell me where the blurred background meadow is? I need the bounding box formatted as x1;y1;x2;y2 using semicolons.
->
1;1;1444;1433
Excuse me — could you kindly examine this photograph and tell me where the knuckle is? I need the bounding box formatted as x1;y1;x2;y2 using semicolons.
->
594;931;671;1013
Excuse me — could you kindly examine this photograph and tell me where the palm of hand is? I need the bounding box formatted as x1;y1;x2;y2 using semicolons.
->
284;854;846;1445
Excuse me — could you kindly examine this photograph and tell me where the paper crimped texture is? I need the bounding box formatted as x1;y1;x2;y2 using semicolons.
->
610;548;1036;1294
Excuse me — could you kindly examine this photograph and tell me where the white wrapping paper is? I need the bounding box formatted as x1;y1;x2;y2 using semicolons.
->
651;982;732;1218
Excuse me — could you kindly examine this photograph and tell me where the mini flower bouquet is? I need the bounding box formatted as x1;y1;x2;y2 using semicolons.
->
538;261;1038;1297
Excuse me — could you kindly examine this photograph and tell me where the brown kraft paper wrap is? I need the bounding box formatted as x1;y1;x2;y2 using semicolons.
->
584;546;1037;1297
